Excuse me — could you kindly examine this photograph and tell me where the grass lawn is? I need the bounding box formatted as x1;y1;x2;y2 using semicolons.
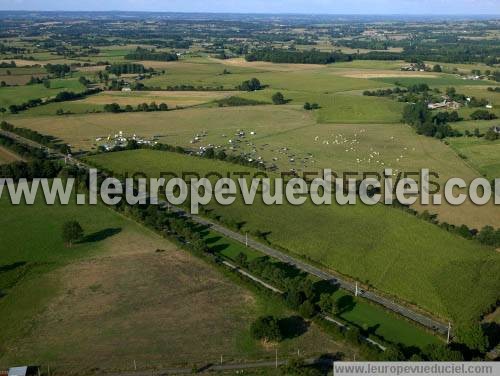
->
238;90;404;123
0;79;86;108
85;149;500;325
0;193;350;371
447;136;500;179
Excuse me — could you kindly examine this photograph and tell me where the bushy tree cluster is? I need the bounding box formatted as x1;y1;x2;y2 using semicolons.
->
470;110;498;120
125;47;178;62
237;78;262;91
246;48;351;64
1;121;71;154
106;63;151;76
45;63;71;77
103;102;169;113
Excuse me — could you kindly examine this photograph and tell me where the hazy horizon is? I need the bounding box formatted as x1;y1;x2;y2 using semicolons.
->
0;0;499;15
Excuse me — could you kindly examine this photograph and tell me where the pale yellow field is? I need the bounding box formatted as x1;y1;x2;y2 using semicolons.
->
216;57;327;72
334;70;439;79
80;90;236;107
0;59;87;67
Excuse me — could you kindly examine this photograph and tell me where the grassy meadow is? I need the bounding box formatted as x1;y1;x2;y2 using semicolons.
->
85;149;500;324
213;232;439;348
447;137;500;179
0;78;86;108
0;194;350;370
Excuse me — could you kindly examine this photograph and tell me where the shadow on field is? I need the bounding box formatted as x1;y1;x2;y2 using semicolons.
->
210;243;230;253
0;261;27;274
279;315;309;339
0;261;28;300
205;235;222;245
80;228;122;243
337;295;356;314
314;280;340;296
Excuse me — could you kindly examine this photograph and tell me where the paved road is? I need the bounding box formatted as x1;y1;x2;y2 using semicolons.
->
2;129;450;336
167;205;449;336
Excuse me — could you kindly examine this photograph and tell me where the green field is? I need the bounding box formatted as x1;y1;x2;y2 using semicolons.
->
447;137;500;179
0;194;349;370
213;232;439;348
85;149;500;325
0;78;86;108
373;76;493;88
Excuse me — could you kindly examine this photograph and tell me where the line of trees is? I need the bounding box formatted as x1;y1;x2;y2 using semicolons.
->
402;102;461;139
45;63;71;77
105;63;153;76
246;48;352;65
1;121;71;154
215;96;266;107
125;47;178;62
103;102;169;113
392;201;500;249
237;78;262;91
0;132;47;160
470;110;498;121
6;88;101;114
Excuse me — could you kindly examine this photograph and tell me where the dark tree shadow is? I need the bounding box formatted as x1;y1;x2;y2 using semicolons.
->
361;323;380;337
271;261;303;279
483;322;500;349
337;295;356;314
80;228;122;243
209;243;229;253
314;352;344;372
0;261;27;274
279;316;309;339
314;280;340;296
398;344;421;360
205;236;222;245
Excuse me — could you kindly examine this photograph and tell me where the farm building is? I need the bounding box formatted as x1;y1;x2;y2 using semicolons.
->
8;367;39;376
427;100;461;110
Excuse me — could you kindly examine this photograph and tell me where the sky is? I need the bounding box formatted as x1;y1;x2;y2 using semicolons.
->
0;0;499;15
